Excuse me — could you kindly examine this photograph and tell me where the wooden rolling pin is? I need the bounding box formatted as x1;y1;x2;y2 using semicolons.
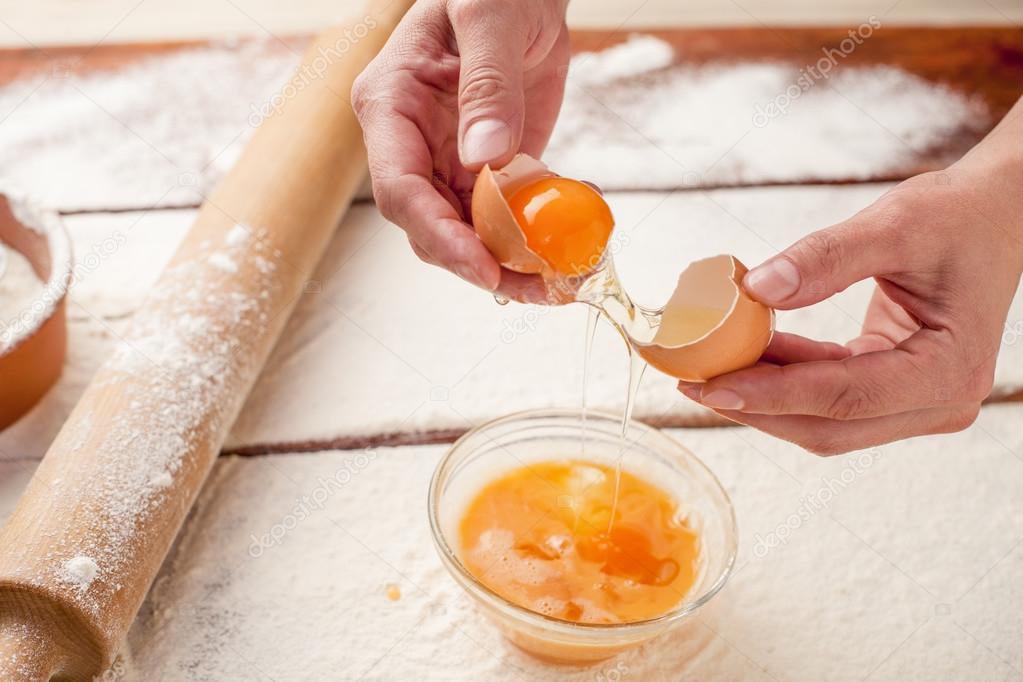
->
0;1;412;678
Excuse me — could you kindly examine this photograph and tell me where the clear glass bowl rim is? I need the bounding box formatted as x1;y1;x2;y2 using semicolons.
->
428;407;739;635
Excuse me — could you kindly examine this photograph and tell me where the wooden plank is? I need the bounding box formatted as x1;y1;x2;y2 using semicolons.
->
1;0;1019;49
0;37;305;85
572;27;1023;124
110;407;1023;678
0;28;1018;211
3;185;1022;459
563;27;1023;188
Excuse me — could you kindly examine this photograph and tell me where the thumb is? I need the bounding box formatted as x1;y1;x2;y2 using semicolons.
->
450;4;528;170
743;211;901;309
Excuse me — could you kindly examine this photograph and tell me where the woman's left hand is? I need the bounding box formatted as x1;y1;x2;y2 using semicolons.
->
678;99;1023;455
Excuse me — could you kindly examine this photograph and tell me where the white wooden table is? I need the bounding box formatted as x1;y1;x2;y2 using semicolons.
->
1;7;1022;680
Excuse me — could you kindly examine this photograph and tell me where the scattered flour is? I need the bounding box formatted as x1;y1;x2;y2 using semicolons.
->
0;246;42;327
225;223;251;247
569;34;676;84
62;555;99;590
0;192;72;354
117;417;1023;680
0;34;991;213
0;40;298;211
207;252;238;273
546;35;989;189
0;622;53;681
148;470;173;489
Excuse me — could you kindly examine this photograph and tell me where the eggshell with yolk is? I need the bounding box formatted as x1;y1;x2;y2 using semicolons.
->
471;154;554;275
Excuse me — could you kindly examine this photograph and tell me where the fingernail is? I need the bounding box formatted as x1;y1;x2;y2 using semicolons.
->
744;257;800;304
461;119;512;167
678;383;702;400
700;389;745;410
455;262;491;290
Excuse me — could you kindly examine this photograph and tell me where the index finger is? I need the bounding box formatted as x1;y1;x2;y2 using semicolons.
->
354;87;501;291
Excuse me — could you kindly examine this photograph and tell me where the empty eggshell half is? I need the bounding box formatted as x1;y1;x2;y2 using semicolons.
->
471;154;554;275
630;255;773;382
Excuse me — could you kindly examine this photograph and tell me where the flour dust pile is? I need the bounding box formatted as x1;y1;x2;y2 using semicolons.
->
546;35;988;189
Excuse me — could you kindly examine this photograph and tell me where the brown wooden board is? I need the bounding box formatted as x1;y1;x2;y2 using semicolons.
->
0;27;1020;196
572;27;1023;117
571;27;1023;185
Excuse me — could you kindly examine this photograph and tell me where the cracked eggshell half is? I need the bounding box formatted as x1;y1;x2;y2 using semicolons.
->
470;154;554;276
631;255;774;382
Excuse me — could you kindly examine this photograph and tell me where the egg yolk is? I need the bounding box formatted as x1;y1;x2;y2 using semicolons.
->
507;177;614;276
458;460;700;625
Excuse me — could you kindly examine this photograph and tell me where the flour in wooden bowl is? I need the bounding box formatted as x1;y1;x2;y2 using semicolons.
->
0;246;42;334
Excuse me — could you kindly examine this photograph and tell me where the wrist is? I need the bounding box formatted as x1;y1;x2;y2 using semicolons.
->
956;96;1023;187
952;99;1023;271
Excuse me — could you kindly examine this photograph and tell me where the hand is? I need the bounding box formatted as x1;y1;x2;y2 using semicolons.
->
679;99;1023;455
352;0;571;302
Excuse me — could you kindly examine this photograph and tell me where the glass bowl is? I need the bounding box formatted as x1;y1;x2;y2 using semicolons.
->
428;408;737;663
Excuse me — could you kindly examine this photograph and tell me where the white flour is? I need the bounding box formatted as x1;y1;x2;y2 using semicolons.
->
116;410;1023;680
547;35;988;189
0;35;989;212
0;40;297;211
62;555;99;590
0;192;71;354
0;246;41;328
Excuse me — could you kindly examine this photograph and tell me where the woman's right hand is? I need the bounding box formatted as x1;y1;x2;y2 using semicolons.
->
352;0;571;302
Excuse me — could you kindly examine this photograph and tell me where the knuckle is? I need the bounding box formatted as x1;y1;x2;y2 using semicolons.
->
449;0;493;26
794;230;843;280
350;70;375;115
824;381;875;420
409;240;432;265
931;335;994;404
942;406;981;434
351;67;406;122
459;65;512;106
372;179;401;222
804;438;847;457
870;192;912;232
961;365;995;403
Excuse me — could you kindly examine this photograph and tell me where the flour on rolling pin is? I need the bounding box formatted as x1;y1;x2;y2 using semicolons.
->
30;224;280;623
62;556;99;591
